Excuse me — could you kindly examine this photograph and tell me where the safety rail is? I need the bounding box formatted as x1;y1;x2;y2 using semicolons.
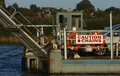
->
60;28;120;59
0;6;47;57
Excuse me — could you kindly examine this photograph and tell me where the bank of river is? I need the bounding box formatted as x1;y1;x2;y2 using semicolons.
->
0;35;20;44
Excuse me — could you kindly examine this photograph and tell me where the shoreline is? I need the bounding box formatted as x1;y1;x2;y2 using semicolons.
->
0;35;21;44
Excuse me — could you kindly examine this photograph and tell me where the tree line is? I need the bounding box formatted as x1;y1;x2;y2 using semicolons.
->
1;0;120;36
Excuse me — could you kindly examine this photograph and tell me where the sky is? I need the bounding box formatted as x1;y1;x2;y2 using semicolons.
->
5;0;120;10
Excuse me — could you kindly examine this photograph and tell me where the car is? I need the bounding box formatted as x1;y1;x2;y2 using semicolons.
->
102;24;120;54
79;24;120;55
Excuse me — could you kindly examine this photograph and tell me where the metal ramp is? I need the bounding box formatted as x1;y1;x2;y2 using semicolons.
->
0;6;47;57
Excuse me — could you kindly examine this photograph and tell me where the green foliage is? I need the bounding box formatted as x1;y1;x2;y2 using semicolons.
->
104;7;120;15
76;0;95;13
1;0;120;36
85;17;110;30
75;0;120;30
0;25;11;36
0;0;5;7
96;8;105;17
30;4;40;13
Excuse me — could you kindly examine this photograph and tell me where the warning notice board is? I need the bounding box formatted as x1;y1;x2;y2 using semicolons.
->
76;35;104;44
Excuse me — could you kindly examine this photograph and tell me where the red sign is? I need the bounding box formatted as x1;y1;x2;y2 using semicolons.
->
76;35;104;44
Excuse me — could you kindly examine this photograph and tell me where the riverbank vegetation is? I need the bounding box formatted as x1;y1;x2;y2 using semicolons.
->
0;35;20;44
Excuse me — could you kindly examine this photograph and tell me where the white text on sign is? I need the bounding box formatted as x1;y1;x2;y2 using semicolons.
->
76;35;104;44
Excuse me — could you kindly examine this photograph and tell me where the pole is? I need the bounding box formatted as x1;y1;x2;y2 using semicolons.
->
110;11;113;59
116;43;119;57
37;29;40;44
41;27;44;45
81;10;83;30
64;28;67;59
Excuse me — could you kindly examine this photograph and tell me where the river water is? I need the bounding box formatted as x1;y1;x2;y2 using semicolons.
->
0;44;120;76
0;44;45;76
0;44;24;76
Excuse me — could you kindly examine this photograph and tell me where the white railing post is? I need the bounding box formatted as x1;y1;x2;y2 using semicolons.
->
110;11;113;59
37;29;40;43
116;42;119;57
41;27;44;45
64;28;67;59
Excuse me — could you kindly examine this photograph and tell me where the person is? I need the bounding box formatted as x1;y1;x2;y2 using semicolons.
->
67;43;81;58
66;27;81;59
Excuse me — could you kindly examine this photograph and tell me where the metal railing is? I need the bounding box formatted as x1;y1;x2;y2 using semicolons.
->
0;5;48;56
61;28;120;59
0;5;45;46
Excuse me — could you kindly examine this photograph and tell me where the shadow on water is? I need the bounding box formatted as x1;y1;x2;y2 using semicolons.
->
21;72;120;76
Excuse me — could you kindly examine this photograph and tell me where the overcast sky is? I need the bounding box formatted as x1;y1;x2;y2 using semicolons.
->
5;0;120;10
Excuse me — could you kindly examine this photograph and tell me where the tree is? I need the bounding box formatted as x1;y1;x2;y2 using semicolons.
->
12;3;19;9
29;4;41;17
76;0;95;13
96;8;104;17
30;4;40;13
104;7;120;15
0;0;5;7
